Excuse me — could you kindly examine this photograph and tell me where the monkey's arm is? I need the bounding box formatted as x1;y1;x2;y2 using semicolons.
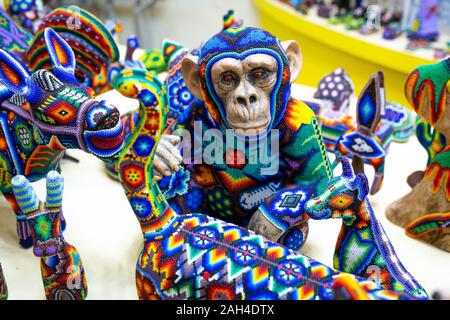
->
153;134;183;180
153;103;196;180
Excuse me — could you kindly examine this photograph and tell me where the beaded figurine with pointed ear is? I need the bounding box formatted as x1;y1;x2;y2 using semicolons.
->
11;171;87;300
0;263;7;300
305;157;428;299
0;28;123;248
26;6;120;94
316;72;412;194
335;71;389;195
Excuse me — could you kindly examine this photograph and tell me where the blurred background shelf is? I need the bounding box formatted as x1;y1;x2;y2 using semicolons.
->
252;0;446;107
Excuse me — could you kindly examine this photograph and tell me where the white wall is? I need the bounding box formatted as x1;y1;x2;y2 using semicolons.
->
89;0;259;50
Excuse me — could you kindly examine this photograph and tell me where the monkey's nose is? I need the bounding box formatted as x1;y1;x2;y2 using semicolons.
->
237;97;246;106
236;94;257;108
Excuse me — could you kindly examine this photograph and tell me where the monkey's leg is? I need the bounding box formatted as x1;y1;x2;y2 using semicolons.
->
248;184;312;248
370;157;385;195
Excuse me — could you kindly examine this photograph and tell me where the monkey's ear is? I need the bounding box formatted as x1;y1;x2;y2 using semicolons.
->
281;40;302;83
181;54;203;100
446;80;450;103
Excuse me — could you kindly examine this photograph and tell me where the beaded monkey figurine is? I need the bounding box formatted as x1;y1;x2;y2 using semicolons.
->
115;67;424;300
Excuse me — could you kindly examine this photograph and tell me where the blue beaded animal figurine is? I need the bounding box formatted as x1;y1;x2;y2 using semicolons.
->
0;28;124;248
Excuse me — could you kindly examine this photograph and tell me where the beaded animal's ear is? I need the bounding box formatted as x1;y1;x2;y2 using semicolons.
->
356;71;384;133
44;28;77;84
45;171;64;209
0;49;42;103
162;39;189;68
11;175;40;215
11;171;65;212
340;156;355;179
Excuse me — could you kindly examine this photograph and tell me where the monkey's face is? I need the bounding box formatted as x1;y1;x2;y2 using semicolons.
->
210;54;276;136
181;27;303;133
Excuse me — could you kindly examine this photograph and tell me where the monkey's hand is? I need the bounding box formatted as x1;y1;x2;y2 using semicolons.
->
153;134;183;181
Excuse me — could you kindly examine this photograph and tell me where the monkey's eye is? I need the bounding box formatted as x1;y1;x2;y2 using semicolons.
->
219;72;238;88
223;74;234;82
251;69;268;80
248;68;275;87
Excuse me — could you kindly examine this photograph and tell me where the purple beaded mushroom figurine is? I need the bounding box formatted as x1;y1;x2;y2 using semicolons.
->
314;68;355;119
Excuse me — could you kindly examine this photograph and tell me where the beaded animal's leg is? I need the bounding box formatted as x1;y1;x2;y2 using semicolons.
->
53;164;67;231
59;208;66;231
135;256;162;300
0;263;7;300
11;171;87;300
3;190;33;249
324;273;418;300
370;158;385;195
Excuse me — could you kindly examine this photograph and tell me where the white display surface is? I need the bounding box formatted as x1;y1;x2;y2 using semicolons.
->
0;84;449;300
